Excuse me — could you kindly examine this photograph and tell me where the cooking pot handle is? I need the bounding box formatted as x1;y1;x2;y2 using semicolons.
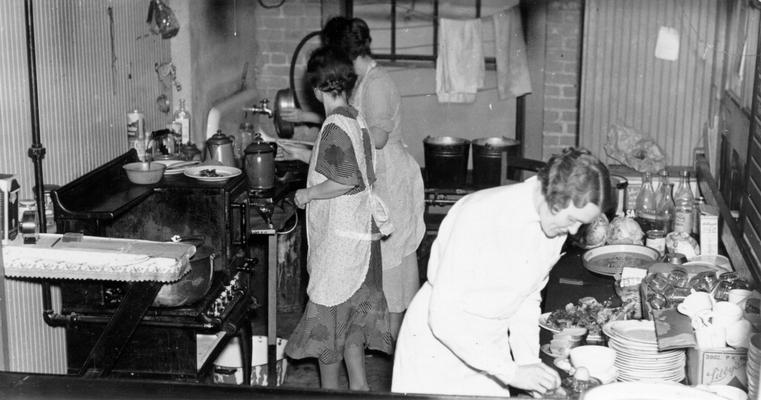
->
231;200;247;246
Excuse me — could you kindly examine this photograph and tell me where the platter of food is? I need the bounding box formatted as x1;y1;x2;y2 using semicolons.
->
539;297;636;336
184;166;242;182
582;244;660;277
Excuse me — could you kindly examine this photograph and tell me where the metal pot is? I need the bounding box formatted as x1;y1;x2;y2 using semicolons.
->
244;134;277;190
153;239;216;307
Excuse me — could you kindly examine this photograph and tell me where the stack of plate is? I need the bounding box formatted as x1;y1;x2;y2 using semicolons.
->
603;320;686;382
748;333;761;399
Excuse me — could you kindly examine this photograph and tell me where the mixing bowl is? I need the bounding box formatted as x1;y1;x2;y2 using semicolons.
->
123;162;166;184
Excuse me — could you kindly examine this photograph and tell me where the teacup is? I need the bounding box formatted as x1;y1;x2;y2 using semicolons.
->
678;292;714;317
725;319;753;348
728;289;753;309
712;301;743;328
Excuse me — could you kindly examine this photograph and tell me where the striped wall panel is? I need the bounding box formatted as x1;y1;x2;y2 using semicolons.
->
0;0;171;199
579;0;720;167
1;0;171;374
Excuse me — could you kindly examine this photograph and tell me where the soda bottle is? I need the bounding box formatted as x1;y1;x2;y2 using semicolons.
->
173;99;191;144
673;171;694;234
635;172;658;232
655;182;675;233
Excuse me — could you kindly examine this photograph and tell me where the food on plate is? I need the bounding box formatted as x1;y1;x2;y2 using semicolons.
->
606;216;644;245
544;297;636;336
199;168;221;177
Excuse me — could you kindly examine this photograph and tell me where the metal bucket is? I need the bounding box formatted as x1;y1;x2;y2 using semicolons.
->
471;137;520;188
423;136;470;188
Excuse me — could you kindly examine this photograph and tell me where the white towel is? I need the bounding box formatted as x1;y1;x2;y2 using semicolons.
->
493;7;532;99
436;18;484;103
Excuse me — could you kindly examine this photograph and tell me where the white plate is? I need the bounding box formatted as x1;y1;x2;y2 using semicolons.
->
184;166;242;182
583;244;660;277
583;382;723;400
154;160;199;175
603;320;658;344
539;312;561;334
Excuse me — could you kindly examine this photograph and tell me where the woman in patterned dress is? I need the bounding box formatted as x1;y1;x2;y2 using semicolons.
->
279;46;393;390
282;17;426;338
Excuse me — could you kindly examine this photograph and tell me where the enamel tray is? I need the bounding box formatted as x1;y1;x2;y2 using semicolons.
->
582;244;660;277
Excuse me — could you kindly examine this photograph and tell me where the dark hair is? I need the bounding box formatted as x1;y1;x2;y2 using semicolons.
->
306;46;357;97
321;16;372;59
537;147;610;212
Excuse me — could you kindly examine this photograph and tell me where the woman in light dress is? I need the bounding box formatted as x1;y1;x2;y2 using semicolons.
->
282;17;425;338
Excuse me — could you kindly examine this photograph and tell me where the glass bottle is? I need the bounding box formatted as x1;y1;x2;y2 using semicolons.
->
654;172;674;233
173;99;191;144
693;196;705;238
673;171;694;234
635;172;658;232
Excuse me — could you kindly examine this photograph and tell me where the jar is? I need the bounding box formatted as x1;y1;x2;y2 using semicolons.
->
689;271;719;293
714;272;749;302
666;267;689;288
646;229;666;255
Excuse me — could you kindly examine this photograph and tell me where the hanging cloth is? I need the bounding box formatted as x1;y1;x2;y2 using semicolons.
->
493;6;532;99
436;18;484;103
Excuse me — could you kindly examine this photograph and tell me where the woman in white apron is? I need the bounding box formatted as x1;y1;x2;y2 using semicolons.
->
280;46;393;390
282;17;426;338
391;148;610;397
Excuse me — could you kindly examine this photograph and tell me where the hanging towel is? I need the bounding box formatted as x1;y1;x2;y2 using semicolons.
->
493;7;532;99
436;18;484;103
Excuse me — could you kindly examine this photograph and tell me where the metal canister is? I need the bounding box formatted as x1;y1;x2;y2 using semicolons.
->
127;109;145;149
645;229;666;255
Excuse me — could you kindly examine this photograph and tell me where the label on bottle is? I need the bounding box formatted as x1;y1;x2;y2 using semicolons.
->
673;210;693;233
127;110;144;147
175;116;190;144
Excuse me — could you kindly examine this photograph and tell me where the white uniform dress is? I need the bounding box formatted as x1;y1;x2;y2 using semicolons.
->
391;177;566;397
351;61;426;312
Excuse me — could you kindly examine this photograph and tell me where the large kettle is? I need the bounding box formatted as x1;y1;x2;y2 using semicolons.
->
205;130;236;167
244;133;277;190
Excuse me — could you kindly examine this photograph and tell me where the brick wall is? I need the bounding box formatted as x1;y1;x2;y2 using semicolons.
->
254;0;323;135
542;0;583;159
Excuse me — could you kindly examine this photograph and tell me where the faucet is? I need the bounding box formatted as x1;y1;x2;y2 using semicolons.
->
243;99;273;118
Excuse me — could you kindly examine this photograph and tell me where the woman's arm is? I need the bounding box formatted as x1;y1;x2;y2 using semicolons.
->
294;180;353;208
280;108;324;125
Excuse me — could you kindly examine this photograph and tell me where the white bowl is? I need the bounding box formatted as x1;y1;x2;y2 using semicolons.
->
569;345;616;380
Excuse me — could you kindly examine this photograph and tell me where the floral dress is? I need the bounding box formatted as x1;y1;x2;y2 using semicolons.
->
285;106;394;363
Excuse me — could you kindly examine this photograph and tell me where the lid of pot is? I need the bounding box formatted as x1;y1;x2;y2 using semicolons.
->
207;130;232;145
245;133;274;154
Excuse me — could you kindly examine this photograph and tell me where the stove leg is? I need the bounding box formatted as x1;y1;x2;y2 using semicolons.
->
267;233;278;387
78;281;163;378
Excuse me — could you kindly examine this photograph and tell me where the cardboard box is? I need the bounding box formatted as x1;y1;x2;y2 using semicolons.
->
686;347;747;387
699;204;719;256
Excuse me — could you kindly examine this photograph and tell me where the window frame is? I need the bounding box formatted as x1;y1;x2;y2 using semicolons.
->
344;0;496;66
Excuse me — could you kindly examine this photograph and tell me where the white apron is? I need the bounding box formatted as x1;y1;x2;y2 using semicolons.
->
305;111;390;307
351;62;425;271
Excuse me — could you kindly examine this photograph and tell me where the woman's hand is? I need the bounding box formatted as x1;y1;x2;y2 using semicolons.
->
509;363;561;395
279;107;304;123
294;188;310;208
277;142;312;163
280;108;323;125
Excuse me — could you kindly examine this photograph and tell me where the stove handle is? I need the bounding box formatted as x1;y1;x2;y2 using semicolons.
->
231;201;247;246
